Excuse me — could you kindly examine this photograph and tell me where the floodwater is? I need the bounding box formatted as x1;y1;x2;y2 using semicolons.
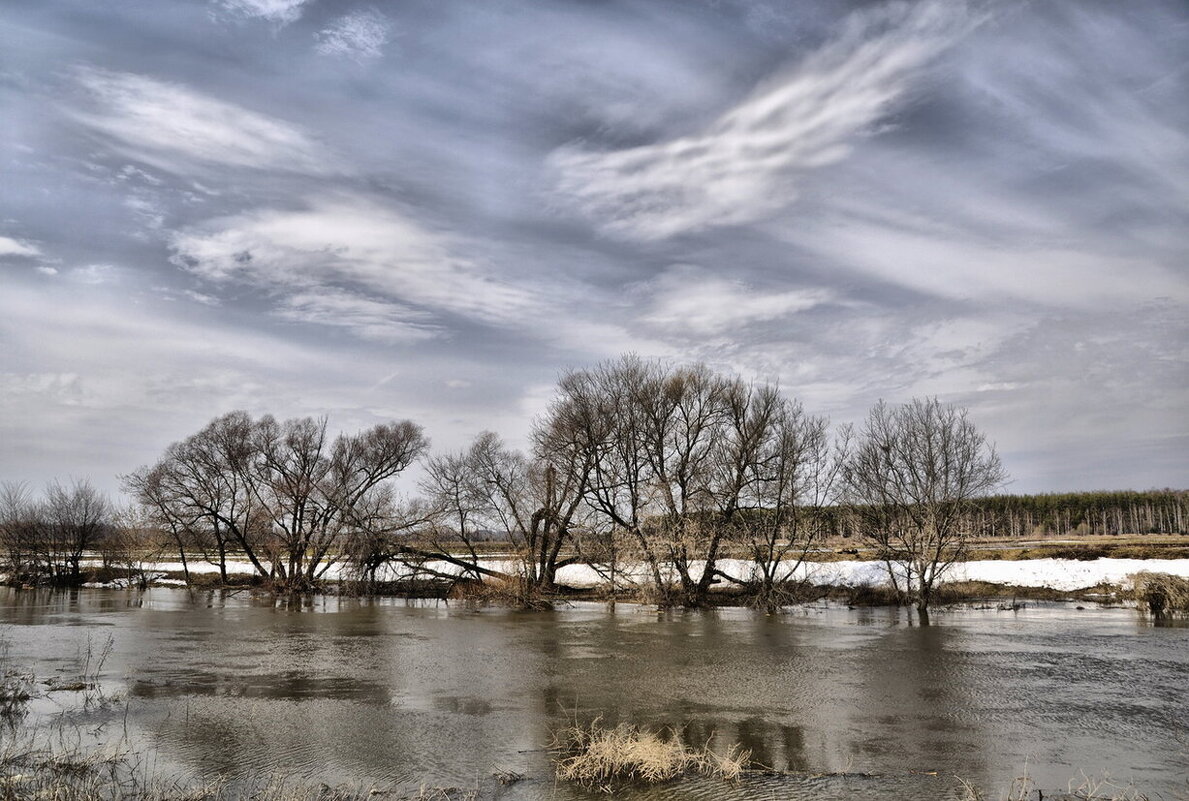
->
1;588;1186;800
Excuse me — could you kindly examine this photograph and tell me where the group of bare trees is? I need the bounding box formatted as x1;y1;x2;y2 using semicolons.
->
418;356;1004;613
123;412;428;592
0;480;113;586
2;354;1011;615
528;357;847;609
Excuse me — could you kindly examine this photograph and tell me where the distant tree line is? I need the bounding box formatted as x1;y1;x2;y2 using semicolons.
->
1;354;1184;614
958;491;1188;538
796;491;1189;541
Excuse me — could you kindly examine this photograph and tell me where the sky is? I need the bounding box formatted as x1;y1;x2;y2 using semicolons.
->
1;0;1186;499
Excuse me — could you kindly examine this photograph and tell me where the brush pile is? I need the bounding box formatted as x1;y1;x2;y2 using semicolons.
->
1129;571;1189;617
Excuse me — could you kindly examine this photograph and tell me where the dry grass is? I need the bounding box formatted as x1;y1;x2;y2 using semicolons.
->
551;719;749;790
0;736;476;801
447;576;554;610
1128;571;1189;617
958;768;1149;801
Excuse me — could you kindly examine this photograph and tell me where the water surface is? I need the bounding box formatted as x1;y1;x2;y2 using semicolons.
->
2;589;1185;800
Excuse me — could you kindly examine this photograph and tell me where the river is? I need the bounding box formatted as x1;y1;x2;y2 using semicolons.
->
1;588;1185;800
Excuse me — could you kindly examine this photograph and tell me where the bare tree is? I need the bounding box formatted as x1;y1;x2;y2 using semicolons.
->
843;397;1007;620
338;491;440;592
0;480;113;586
418;431;589;603
126;411;428;591
124;411;268;583
715;384;847;612
545;356;672;602
0;482;38;584
420;444;490;574
541;355;840;609
102;503;169;588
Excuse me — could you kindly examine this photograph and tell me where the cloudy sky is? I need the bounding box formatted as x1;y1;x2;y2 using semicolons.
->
1;0;1186;497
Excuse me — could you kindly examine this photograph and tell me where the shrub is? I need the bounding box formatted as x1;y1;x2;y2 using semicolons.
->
551;719;748;789
1130;572;1189;617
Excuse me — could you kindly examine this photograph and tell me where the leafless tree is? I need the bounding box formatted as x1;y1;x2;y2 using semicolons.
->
124;411;267;582
0;482;38;584
338;490;441;591
419;431;589;603
545;356;671;601
0;480;112;585
125;411;428;591
715;384;848;612
541;355;840;608
101;503;169;588
843;397;1007;620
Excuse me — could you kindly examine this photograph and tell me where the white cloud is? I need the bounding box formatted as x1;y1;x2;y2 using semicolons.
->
71;69;334;175
641;265;832;335
797;216;1189;310
124;194;165;231
551;1;973;239
117;165;163;186
36;266;59;276
275;288;438;344
169;194;535;332
215;0;310;25
69;264;119;285
0;373;86;406
315;9;393;62
0;236;41;258
182;290;220;306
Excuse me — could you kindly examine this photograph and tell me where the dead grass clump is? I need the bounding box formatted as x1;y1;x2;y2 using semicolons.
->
959;768;1149;801
447;577;553;610
836;583;902;607
0;734;480;801
1129;571;1189;617
552;720;749;789
0;672;32;724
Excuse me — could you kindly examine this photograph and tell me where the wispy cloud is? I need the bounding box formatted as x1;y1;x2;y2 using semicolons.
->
796;216;1188;310
169;194;535;335
551;1;974;239
275;288;438;344
2;0;1185;494
69;264;120;285
215;0;310;25
315;9;393;62
0;236;42;258
70;69;334;175
640;265;833;335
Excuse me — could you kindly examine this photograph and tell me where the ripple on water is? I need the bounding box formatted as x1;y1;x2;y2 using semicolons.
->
1;588;1186;800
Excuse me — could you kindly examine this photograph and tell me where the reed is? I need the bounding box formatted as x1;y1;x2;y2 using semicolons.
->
551;719;749;789
1129;571;1189;616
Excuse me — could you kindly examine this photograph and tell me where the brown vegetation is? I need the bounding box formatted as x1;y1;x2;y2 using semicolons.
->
1128;571;1189;617
0;736;479;801
551;719;749;790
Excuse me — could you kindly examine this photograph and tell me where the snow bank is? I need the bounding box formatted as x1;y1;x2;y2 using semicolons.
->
73;556;1189;594
555;558;1189;592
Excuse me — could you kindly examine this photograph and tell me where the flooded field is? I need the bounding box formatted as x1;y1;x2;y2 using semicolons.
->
2;588;1186;800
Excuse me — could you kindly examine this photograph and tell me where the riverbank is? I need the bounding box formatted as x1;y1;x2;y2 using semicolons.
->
70;554;1189;606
